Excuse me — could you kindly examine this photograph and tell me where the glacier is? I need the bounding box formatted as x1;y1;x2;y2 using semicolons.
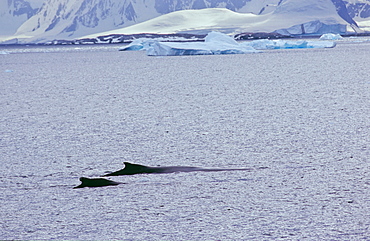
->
120;32;336;56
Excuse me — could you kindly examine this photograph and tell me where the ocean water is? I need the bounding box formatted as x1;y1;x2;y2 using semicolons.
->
0;41;369;240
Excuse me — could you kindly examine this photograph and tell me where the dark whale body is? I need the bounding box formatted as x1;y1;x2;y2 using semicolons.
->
74;177;122;188
103;162;251;176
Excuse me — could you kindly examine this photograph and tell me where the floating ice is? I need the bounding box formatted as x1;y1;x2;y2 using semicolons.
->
146;41;258;56
319;33;343;40
119;39;157;51
241;39;336;50
120;32;259;56
146;32;259;56
119;32;336;56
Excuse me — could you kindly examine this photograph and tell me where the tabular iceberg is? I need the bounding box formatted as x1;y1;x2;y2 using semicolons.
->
121;32;259;56
241;39;337;50
120;32;337;56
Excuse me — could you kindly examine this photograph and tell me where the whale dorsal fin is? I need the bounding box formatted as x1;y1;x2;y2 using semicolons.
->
122;162;150;174
123;162;147;168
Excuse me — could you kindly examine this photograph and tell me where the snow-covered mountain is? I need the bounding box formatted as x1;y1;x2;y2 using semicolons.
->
0;0;44;37
83;7;346;40
345;0;370;18
13;0;278;42
344;0;370;31
1;0;370;44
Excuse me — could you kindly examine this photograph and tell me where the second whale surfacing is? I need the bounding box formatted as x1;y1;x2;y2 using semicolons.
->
74;177;122;188
103;162;252;176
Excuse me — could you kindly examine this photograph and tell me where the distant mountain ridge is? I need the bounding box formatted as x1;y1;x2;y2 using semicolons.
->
1;0;370;43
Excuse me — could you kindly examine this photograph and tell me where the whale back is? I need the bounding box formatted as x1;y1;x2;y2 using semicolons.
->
103;162;253;176
74;177;120;188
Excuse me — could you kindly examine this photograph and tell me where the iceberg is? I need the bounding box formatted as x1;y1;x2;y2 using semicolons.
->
241;39;337;50
119;32;337;56
319;33;343;40
120;32;258;56
120;32;260;56
146;32;259;56
119;38;158;51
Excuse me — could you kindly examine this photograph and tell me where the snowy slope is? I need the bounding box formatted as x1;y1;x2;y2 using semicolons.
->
84;0;349;38
0;0;43;37
237;0;283;15
83;8;265;36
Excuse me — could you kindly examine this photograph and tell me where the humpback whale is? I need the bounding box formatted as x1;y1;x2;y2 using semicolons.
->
103;162;251;176
74;177;122;188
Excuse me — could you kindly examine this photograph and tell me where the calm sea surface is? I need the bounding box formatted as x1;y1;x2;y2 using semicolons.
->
0;40;369;240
